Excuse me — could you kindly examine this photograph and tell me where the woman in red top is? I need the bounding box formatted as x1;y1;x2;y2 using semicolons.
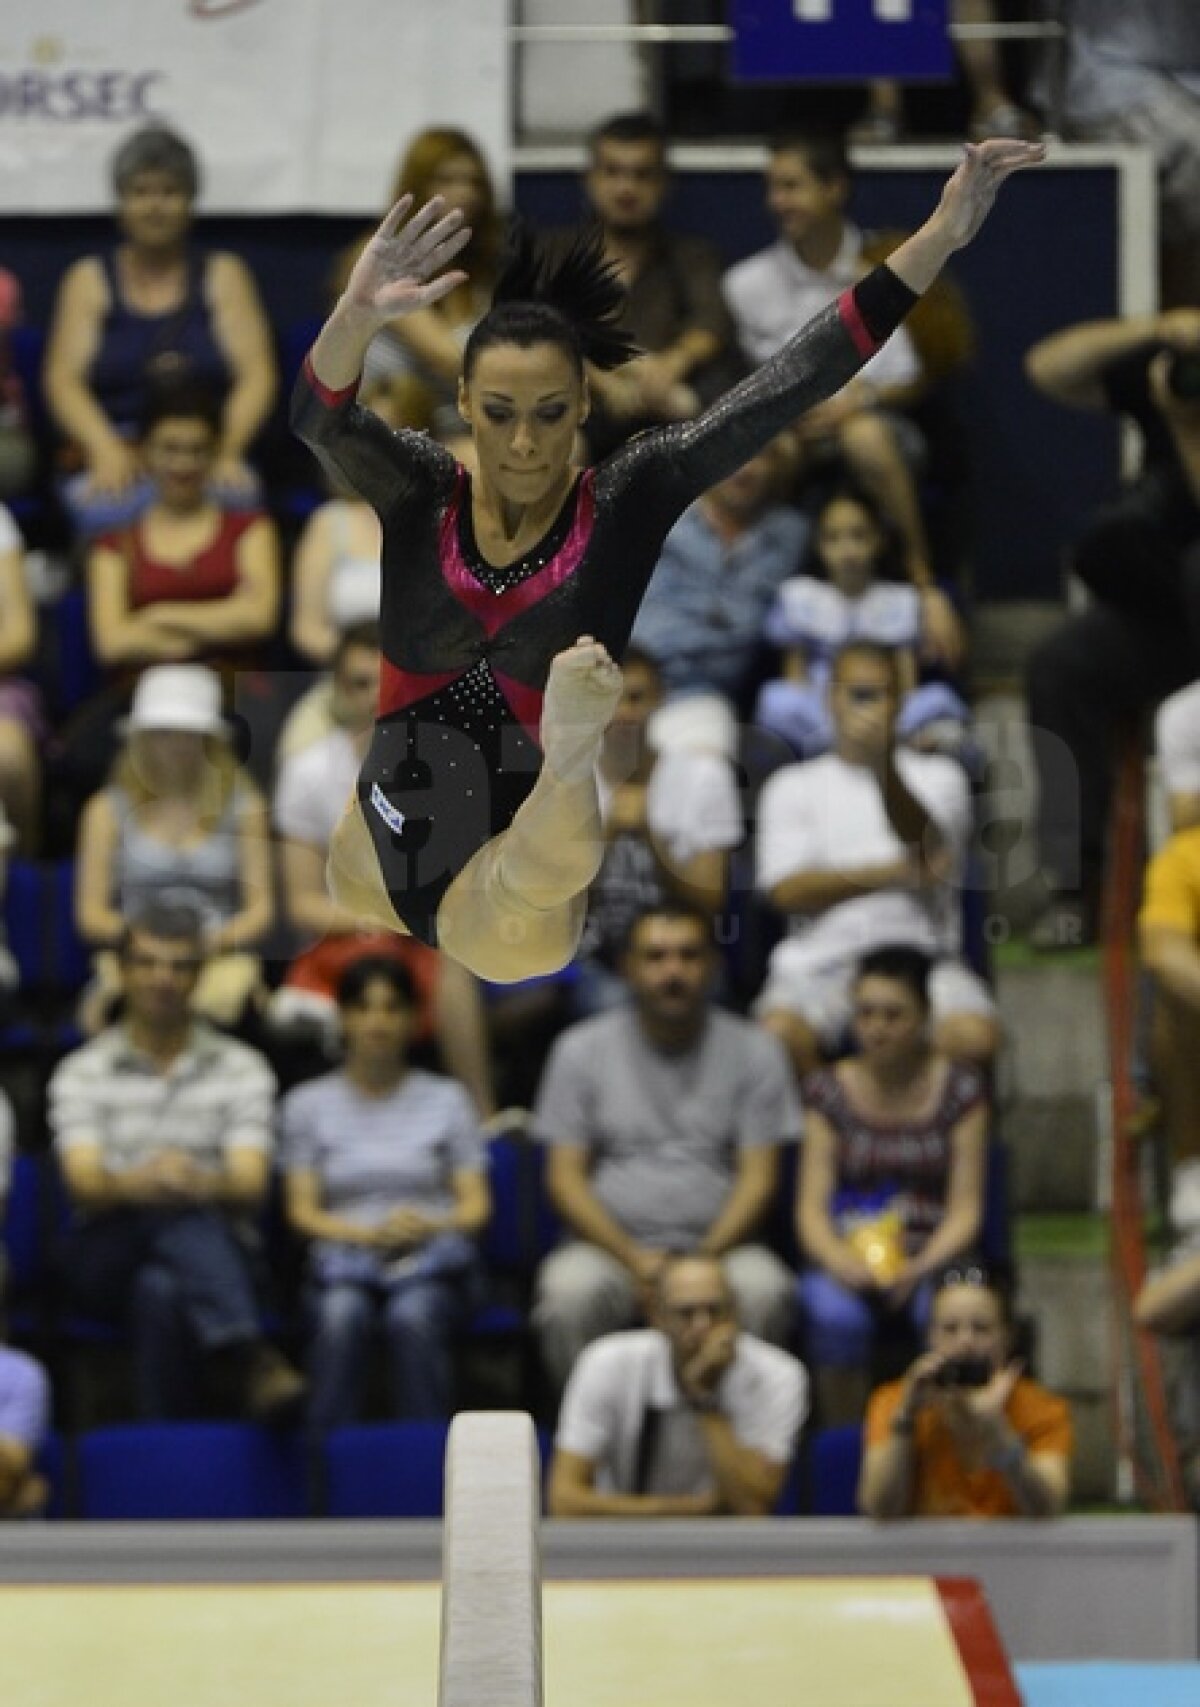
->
87;382;279;672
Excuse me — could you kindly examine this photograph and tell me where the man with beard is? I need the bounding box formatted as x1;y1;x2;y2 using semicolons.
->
532;902;799;1394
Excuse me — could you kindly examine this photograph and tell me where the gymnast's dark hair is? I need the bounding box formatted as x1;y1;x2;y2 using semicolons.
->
462;220;640;381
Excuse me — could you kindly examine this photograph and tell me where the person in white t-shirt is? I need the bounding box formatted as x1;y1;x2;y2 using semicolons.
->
723;129;933;587
548;1251;807;1516
754;642;998;1078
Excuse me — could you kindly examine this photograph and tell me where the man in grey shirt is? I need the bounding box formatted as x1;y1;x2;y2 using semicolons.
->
533;902;800;1391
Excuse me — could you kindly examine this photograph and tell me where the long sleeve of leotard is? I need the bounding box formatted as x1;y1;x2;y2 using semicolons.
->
290;356;456;519
600;264;920;519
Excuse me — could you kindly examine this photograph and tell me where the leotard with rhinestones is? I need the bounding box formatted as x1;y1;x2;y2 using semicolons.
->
292;265;918;947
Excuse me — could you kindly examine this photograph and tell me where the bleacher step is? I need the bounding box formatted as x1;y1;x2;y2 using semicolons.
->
1016;1237;1115;1504
997;961;1106;1213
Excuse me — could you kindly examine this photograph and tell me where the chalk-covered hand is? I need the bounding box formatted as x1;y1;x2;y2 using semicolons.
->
934;139;1046;252
341;194;473;328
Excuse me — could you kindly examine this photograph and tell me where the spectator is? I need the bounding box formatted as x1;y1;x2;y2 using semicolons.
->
1155;680;1200;833
573;648;741;1015
548;1251;807;1517
0;1329;50;1520
43;124;277;539
851;0;1041;146
533;902;799;1393
1136;816;1200;1245
756;483;967;761
629;437;806;729
271;623;495;1116
331;128;503;453
796;946;989;1425
74;664;273;1035
722;128;939;585
86;382;280;675
288;377;430;671
577;111;742;459
1051;0;1200;307
859;1266;1071;1518
0;267;36;500
48;900;304;1422
755;642;999;1078
1024;306;1200;948
1134;1246;1200;1506
0;501;41;851
282;955;490;1429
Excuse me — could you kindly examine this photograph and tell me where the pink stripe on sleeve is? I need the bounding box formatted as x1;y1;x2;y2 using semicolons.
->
302;355;360;409
837;289;879;359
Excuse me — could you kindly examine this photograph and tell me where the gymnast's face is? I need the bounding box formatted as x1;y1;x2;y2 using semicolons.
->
458;342;588;509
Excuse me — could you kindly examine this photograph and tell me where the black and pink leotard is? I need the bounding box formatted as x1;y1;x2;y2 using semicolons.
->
291;266;917;948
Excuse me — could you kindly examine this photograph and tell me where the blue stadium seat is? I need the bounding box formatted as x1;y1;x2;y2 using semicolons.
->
1;858;89;1015
980;1138;1013;1272
77;1423;309;1519
2;1150;51;1334
3;859;44;992
49;859;91;997
35;1429;69;1521
323;1420;449;1518
468;1131;559;1340
50;588;103;717
809;1424;864;1517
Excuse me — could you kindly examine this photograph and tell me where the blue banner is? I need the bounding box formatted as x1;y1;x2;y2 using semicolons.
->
731;0;953;83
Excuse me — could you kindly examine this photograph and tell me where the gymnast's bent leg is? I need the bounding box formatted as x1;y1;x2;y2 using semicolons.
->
436;638;622;982
326;793;414;935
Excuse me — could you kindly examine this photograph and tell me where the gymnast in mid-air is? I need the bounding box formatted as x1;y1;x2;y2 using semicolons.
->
293;138;1042;983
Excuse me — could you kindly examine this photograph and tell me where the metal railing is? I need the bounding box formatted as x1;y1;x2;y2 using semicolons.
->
510;4;1068;137
1104;742;1188;1512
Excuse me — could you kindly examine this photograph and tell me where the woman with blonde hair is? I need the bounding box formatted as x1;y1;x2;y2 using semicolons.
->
332;128;503;448
74;664;273;1033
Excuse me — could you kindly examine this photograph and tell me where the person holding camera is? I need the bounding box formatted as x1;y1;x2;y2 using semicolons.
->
1024;307;1200;949
858;1266;1072;1520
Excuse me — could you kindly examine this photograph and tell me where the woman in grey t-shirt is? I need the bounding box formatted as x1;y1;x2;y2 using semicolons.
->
282;955;490;1429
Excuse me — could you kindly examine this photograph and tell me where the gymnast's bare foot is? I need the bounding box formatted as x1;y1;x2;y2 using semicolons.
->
540;636;623;781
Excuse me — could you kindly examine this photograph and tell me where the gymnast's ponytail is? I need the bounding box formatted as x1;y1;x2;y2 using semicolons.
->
463;220;640;379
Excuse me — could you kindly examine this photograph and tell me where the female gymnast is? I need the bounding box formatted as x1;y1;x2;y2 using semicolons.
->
293;139;1042;983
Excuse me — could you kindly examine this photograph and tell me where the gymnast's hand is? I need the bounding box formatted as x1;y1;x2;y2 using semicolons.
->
341;194;474;329
933;139;1046;252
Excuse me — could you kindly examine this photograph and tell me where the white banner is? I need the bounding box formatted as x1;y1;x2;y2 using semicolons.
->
0;0;509;213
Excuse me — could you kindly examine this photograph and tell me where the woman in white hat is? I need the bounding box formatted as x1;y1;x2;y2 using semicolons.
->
74;663;273;1032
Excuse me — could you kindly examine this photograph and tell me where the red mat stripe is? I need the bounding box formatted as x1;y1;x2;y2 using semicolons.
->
935;1577;1022;1707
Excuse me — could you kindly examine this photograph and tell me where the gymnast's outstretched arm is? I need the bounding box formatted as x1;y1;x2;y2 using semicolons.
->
290;194;473;510
604;139;1045;514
